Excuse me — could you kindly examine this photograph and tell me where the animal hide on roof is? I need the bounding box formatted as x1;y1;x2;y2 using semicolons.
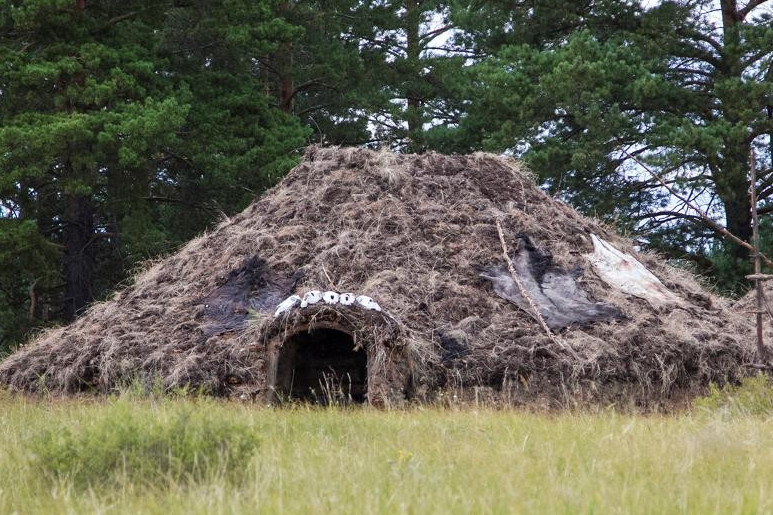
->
199;257;301;337
477;236;622;330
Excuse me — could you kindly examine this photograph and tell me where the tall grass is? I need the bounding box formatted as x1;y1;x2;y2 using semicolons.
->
1;388;772;514
693;374;773;416
31;400;259;487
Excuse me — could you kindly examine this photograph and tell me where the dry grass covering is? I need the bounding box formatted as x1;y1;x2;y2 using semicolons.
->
0;146;761;406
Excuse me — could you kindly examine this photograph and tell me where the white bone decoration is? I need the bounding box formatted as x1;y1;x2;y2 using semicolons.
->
300;290;322;308
355;295;381;311
273;295;301;318
273;291;382;317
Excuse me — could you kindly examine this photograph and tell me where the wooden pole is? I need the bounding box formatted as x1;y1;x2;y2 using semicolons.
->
750;150;769;360
495;220;554;339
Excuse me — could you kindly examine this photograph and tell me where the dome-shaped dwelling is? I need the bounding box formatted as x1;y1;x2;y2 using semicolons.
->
0;147;761;408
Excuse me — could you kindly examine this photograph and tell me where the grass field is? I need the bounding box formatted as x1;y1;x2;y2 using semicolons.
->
1;383;773;514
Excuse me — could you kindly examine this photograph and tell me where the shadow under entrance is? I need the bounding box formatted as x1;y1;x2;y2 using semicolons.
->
274;328;368;404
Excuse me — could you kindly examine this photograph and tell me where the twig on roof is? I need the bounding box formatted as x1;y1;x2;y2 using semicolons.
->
495;219;579;359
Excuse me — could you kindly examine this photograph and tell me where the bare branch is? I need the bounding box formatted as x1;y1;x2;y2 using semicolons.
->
93;11;138;33
622;149;773;269
631;210;706;224
750;149;769;359
419;24;454;44
740;0;770;18
669;66;715;78
495;219;578;358
422;46;486;57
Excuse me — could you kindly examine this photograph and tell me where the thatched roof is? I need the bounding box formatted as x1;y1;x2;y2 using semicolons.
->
0;147;759;407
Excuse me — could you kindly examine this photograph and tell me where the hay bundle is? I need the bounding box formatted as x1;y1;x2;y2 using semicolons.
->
0;147;759;407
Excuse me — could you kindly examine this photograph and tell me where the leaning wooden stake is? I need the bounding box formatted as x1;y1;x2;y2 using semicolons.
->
750;150;770;360
495;219;579;358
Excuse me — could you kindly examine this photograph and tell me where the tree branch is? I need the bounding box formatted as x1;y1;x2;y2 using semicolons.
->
742;47;773;69
143;196;217;212
669;66;715;78
671;35;722;68
93;11;139;33
419;24;454;45
287;79;339;105
740;0;770;18
631;210;707;224
351;35;405;60
422;46;486;57
755;203;773;215
622;149;773;268
296;103;329;117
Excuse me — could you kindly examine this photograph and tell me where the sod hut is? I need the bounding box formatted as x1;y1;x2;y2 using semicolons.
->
0;147;760;407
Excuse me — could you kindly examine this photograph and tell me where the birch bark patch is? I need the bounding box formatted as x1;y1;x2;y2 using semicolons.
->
584;234;686;310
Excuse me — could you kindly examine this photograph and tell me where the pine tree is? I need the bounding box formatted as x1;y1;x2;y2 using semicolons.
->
0;0;189;326
332;0;462;151
0;0;307;349
157;0;308;239
453;0;773;289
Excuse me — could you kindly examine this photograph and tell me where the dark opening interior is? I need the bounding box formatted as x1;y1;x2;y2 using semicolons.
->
274;328;368;404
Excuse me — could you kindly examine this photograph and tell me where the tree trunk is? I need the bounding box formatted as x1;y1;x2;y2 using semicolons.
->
722;178;753;263
276;2;294;113
279;72;294;113
62;193;94;319
717;0;752;263
404;0;424;152
277;41;295;113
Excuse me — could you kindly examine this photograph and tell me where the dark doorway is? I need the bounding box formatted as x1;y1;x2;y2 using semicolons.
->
274;328;368;404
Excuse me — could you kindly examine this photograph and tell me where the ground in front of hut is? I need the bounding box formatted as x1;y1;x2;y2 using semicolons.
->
1;383;772;514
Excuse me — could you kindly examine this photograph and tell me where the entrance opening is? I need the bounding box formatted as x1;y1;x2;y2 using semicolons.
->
274;328;368;404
